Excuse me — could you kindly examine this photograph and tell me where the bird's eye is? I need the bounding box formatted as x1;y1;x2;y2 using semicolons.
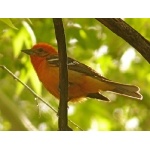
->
37;48;43;53
35;48;48;57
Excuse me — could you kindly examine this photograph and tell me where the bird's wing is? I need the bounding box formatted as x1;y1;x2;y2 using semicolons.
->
46;55;110;82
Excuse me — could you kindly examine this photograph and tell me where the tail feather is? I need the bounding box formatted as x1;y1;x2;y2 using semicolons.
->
108;82;143;100
87;92;110;101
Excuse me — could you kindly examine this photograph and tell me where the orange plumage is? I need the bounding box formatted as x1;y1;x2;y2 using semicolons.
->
22;43;143;102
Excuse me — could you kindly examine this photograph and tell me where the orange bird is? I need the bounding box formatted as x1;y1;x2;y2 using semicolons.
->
22;43;143;102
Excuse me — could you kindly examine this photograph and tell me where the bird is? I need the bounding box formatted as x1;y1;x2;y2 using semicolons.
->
22;42;143;102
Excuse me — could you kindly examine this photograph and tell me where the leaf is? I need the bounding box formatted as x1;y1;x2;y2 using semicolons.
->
25;18;32;25
0;18;18;30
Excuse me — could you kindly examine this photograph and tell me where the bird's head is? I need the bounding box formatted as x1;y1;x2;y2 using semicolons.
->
22;43;57;57
22;43;57;70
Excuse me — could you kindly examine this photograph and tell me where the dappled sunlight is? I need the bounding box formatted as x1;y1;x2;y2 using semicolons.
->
67;22;81;28
68;105;75;115
120;47;136;72
125;117;139;130
88;119;99;131
94;45;108;57
38;101;50;113
38;122;48;131
88;118;111;131
0;18;149;130
69;38;78;45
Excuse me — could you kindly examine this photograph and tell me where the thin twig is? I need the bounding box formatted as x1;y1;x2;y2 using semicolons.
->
0;65;57;113
0;65;82;130
53;18;70;130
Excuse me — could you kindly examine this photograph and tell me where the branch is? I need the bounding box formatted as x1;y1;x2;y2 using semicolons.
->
0;65;57;113
53;19;71;131
0;65;82;130
96;18;150;64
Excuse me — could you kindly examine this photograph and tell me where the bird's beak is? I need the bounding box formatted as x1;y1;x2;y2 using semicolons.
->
22;49;35;55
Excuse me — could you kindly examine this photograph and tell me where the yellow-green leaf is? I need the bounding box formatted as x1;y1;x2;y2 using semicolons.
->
0;18;18;30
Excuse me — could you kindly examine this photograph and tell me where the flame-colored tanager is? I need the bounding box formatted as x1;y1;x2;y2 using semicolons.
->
22;43;142;102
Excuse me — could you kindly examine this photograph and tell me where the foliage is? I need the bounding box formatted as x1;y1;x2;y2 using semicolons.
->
0;18;150;131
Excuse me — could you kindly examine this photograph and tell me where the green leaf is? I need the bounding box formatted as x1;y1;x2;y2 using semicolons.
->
0;18;18;30
25;18;32;25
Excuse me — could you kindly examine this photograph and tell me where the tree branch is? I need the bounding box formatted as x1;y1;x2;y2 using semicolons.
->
96;18;150;64
0;65;57;113
53;19;71;131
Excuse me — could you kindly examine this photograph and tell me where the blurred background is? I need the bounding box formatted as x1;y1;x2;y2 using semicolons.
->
0;18;150;131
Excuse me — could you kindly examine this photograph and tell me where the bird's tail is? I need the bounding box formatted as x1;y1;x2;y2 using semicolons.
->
107;82;142;100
